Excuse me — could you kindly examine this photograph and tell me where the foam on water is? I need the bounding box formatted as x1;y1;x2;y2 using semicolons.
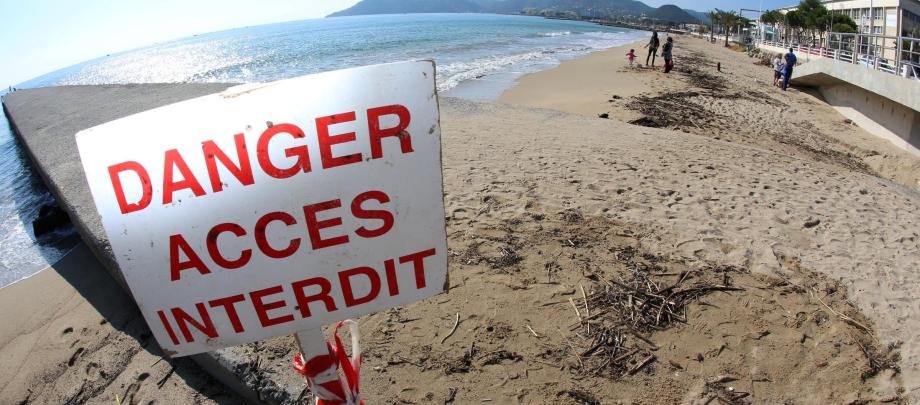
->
2;14;643;288
0;91;78;287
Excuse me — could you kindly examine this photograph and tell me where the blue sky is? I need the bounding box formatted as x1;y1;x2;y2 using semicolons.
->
1;0;791;87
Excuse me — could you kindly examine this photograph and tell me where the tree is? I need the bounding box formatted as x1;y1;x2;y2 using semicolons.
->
796;0;828;45
715;9;740;47
761;9;783;27
785;9;805;43
831;14;857;33
760;9;784;41
709;10;718;42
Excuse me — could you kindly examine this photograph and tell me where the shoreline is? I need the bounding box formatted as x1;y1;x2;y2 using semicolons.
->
499;39;649;113
498;35;920;188
3;33;920;403
442;33;647;101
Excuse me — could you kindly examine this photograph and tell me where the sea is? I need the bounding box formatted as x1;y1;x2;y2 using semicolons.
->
0;13;644;288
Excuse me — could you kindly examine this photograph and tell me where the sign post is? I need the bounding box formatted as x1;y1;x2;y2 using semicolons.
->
75;61;447;401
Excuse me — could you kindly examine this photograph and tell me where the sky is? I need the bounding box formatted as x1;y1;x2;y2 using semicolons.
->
0;0;361;86
1;0;789;86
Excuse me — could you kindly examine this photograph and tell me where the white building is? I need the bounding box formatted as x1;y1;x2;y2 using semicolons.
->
780;0;920;37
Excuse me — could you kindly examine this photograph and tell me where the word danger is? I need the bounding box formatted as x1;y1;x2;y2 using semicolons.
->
107;105;412;214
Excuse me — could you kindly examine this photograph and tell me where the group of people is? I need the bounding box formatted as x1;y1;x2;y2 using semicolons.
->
625;31;799;92
626;31;674;73
772;48;798;91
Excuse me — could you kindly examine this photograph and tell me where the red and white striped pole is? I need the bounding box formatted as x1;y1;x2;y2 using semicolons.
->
292;320;364;405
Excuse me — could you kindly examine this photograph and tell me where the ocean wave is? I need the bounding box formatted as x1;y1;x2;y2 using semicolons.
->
437;50;553;92
540;31;572;37
437;30;646;92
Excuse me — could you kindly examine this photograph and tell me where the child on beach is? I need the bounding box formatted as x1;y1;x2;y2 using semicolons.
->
772;56;784;87
626;49;636;67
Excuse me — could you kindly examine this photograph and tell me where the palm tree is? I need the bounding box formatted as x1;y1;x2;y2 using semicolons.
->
761;9;783;41
715;9;740;47
709;10;718;43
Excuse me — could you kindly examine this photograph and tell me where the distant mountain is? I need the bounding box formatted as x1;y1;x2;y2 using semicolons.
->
646;4;697;24
328;0;484;17
484;0;652;16
327;0;704;24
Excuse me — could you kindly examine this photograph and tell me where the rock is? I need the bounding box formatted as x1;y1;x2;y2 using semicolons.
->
32;204;72;237
803;218;821;228
553;285;576;297
598;113;609;119
843;118;853;124
611;95;622;100
628;116;664;128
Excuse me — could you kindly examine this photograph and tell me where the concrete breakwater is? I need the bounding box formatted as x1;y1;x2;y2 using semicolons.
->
2;84;308;404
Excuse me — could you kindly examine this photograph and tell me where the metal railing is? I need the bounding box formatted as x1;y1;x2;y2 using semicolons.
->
760;32;920;81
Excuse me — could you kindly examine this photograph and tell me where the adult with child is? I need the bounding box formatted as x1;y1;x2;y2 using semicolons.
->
644;31;660;68
782;47;797;91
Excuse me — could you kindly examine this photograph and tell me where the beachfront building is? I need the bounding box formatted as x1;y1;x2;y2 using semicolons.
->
769;0;920;65
777;0;920;39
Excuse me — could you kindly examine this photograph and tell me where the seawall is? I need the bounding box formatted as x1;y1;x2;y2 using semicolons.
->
790;58;920;158
1;84;309;404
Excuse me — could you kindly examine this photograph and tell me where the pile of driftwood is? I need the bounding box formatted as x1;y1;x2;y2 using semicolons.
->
567;253;743;378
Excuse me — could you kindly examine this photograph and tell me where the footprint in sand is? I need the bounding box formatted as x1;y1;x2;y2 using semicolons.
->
67;347;84;367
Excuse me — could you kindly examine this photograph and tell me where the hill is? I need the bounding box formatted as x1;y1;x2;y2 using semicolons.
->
484;0;652;16
327;0;706;24
646;4;698;24
328;0;484;17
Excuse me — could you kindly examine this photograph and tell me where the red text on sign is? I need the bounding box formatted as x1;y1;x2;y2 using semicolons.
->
108;105;414;214
155;247;437;345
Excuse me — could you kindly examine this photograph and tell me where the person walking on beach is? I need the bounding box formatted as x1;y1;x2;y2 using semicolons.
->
626;49;637;67
782;48;797;91
661;37;674;73
644;31;660;68
772;55;784;87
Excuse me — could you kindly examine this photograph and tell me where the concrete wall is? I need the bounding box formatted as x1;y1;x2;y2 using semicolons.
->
790;58;920;157
819;81;920;157
1;85;306;405
759;43;828;63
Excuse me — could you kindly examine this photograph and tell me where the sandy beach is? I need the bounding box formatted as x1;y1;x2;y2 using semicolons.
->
0;243;243;404
3;35;920;404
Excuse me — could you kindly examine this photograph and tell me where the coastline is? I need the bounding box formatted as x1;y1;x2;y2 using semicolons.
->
500;39;649;114
3;33;920;403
